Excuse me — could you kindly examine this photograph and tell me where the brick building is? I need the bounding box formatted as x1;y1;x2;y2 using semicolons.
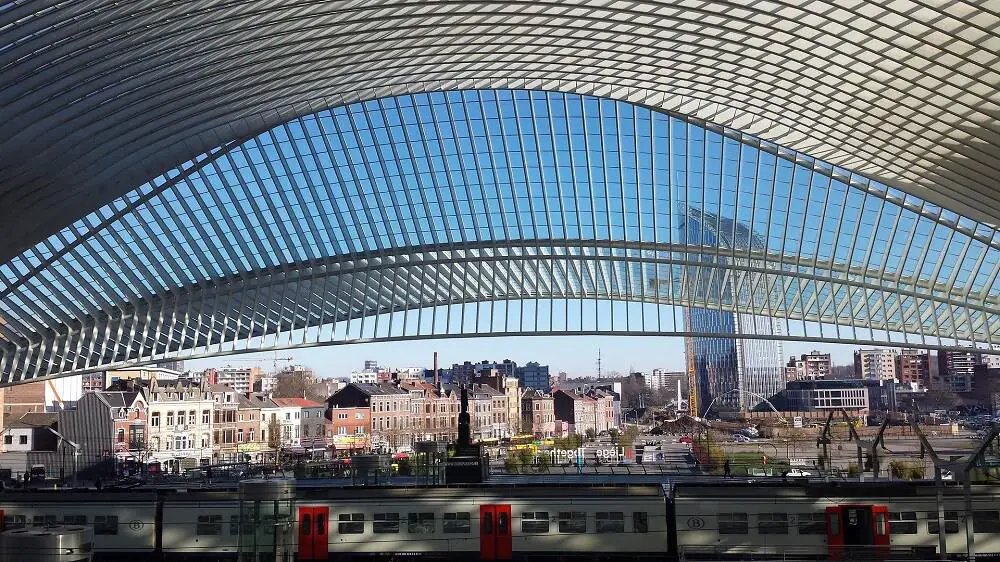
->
521;390;555;437
327;383;411;451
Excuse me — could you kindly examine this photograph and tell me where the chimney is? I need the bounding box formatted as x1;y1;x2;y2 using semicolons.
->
433;351;439;388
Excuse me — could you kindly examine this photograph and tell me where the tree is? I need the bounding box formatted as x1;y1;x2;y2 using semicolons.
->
273;369;327;403
267;417;282;451
620;425;640;449
923;389;962;412
584;428;597;441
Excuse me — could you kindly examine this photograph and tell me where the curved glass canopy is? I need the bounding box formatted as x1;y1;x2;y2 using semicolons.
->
1;89;998;383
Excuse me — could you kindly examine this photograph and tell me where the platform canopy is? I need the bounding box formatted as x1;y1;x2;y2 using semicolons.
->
0;1;998;383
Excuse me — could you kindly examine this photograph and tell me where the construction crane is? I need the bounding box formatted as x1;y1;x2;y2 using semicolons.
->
219;353;293;374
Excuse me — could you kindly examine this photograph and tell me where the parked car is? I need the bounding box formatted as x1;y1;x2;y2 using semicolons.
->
733;434;751;443
787;468;813;477
678;436;694;444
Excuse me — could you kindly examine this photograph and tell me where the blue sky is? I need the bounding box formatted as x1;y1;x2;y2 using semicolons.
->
185;336;855;380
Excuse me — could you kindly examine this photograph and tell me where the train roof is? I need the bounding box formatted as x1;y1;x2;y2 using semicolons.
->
672;480;1000;500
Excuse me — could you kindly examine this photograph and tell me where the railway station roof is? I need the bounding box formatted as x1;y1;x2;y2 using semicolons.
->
0;1;999;383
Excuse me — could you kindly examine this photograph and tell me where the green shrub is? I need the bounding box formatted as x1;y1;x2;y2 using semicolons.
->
847;463;859;477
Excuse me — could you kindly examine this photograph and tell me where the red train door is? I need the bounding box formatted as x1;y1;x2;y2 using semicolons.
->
298;506;329;561
827;506;844;561
872;504;890;558
314;506;329;560
480;504;512;561
496;505;512;560
299;506;314;560
480;505;496;561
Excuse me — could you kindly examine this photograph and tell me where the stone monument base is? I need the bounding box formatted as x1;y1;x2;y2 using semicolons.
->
445;444;487;483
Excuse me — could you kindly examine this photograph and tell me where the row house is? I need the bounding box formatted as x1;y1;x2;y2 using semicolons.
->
327;383;411;452
106;390;148;463
521;390;556;437
553;389;598;436
503;377;522;435
235;393;265;461
465;384;509;441
146;380;216;471
302;402;328;453
212;384;241;463
326;406;370;453
587;389;618;433
400;381;459;442
266;397;315;450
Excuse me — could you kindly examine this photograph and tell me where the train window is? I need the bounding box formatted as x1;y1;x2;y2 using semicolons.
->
876;512;886;536
973;511;1000;533
558;511;586;534
338;513;364;534
302;513;312;536
443;512;471;533
758;513;788;535
633;512;648;533
62;516;87;525
828;512;839;536
373;513;400;534
797;513;826;535
521;512;550;534
196;515;223;535
94;515;119;535
596;512;625;533
408;513;435;534
890;512;918;534
32;516;44;527
718;513;749;535
3;515;26;529
230;515;254;535
926;511;960;534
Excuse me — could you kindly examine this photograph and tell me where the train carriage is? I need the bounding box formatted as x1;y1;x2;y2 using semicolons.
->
673;482;1000;561
2;480;1000;560
0;490;158;558
298;485;670;559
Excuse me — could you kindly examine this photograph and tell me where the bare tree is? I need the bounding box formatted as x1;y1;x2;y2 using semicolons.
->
273;370;326;402
923;389;962;412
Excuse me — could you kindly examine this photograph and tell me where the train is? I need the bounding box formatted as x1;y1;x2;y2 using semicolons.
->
1;479;999;560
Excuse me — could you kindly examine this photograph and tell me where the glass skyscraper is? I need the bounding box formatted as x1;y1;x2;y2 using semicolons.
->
679;206;784;416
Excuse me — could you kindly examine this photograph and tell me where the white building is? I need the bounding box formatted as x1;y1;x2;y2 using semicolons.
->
982;355;1000;369
210;367;261;394
349;371;379;384
265;398;305;448
256;375;278;393
647;369;686;392
146;380;215;472
393;367;425;381
854;349;899;381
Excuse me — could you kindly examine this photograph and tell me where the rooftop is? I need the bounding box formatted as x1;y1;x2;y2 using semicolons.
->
271;397;325;408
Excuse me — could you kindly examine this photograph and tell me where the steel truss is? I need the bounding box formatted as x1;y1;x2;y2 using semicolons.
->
1;90;999;383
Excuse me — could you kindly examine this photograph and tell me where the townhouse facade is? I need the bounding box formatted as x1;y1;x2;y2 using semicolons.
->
553;389;599;436
298;401;328;452
326;406;370;453
146;380;216;471
400;381;459;443
235;393;265;462
327;383;412;452
211;384;241;463
521;390;555;437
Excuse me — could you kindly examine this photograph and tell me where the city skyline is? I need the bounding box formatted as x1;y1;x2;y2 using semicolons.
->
185;336;859;381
